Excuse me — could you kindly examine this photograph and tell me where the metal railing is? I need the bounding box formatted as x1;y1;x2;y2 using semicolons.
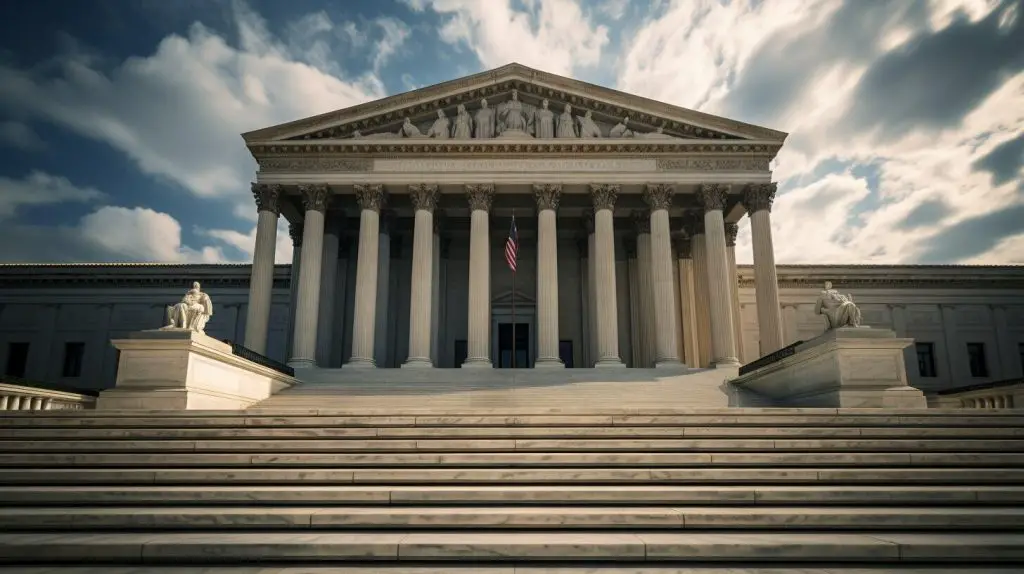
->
738;340;805;376
222;340;295;377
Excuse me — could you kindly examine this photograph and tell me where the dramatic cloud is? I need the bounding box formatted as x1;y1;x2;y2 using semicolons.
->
0;121;46;151
0;171;104;218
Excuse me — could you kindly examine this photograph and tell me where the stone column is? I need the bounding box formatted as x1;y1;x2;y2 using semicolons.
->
689;219;713;368
590;184;625;367
625;238;641;367
373;212;393;367
632;213;655;367
743;183;785;355
430;220;442;366
463;184;494;368
315;217;341;367
643;184;682;367
724;222;745;363
584;212;598;367
288;184;330;368
577;236;591;369
404;184;439;368
285;222;302;359
675;234;700;367
243;183;281;355
534;184;564;367
347;184;386;367
698;183;739;367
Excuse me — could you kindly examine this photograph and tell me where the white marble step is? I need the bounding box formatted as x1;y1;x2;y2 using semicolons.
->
2;466;1023;485
4;506;1024;530
3;451;1023;467
2;531;1023;562
3;485;1022;505
3;438;1020;452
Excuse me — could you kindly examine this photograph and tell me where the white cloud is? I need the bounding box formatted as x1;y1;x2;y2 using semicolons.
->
201;218;294;264
80;206;225;263
598;0;630;20
0;121;46;151
409;0;610;76
0;171;104;218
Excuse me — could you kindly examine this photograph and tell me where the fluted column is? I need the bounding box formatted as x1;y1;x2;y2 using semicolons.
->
285;222;302;359
689;218;713;368
698;183;739;367
590;184;625;367
315;218;341;367
404;184;439;367
743;183;785;355
243;183;281;355
724;222;745;363
288;184;330;368
576;236;591;368
643;184;682;367
347;184;386;367
463;184;494;368
430;220;442;366
584;211;597;366
632;213;655;367
534;184;564;367
675;234;700;367
373;212;393;367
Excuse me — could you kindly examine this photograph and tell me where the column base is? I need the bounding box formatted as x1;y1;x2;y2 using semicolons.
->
345;357;377;368
712;358;741;368
594;357;626;368
534;357;565;368
287;358;316;369
401;357;434;369
462;357;493;368
655;359;686;369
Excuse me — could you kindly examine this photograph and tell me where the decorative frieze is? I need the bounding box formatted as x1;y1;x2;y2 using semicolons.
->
589;184;619;211
725;222;739;247
409;184;440;213
354;184;386;213
258;158;373;172
377;158;655;173
466;184;494;212
743;182;778;214
657;157;770;172
533;184;561;211
299;184;331;213
251;183;282;215
642;184;674;212
697;183;730;212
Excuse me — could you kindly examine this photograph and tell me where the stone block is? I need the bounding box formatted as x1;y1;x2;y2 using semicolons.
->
731;327;928;408
97;329;297;411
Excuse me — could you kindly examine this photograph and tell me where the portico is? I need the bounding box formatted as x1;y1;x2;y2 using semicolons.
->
240;63;789;373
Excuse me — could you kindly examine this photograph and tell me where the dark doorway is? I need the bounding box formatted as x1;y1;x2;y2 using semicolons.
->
497;322;530;368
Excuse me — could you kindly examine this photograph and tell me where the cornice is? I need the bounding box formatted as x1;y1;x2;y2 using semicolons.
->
737;265;1024;290
0;264;293;290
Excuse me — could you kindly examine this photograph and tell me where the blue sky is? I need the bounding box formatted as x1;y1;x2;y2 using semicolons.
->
0;0;1021;265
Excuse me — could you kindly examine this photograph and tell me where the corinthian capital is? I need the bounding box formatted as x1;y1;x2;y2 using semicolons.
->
533;184;562;211
298;184;331;213
724;222;739;247
697;183;730;213
742;182;777;213
288;222;303;246
632;211;651;235
409;184;440;213
642;184;674;212
589;184;620;211
354;184;386;212
466;184;494;212
251;183;282;215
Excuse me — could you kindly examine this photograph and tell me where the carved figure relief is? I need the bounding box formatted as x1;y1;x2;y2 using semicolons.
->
610;116;632;138
534;99;555;139
401;117;426;138
163;282;213;334
475;99;496;139
452;104;473;139
556;104;577;138
426;110;450;139
578;110;602;138
497;89;528;135
815;281;864;330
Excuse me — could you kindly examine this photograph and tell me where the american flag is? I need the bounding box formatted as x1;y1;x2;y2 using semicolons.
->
505;216;518;272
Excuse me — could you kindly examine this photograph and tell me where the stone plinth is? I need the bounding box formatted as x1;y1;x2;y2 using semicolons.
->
731;327;927;408
97;329;298;411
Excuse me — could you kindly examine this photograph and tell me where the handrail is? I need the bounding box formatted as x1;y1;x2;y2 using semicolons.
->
738;340;804;376
221;340;295;377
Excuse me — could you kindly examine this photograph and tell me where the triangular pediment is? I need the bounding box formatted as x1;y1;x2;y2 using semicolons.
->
492;289;536;307
242;63;786;144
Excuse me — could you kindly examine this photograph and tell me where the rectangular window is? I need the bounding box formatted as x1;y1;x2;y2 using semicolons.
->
5;342;29;378
915;342;937;378
62;342;85;378
967;342;989;378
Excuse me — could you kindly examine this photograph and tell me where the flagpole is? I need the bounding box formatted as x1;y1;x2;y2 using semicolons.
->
511;211;516;369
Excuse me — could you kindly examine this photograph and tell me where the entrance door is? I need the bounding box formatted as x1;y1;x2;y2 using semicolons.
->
497;322;530;368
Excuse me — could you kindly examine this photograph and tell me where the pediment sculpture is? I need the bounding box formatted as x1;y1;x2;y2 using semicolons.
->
163;281;214;334
814;281;863;330
350;91;682;141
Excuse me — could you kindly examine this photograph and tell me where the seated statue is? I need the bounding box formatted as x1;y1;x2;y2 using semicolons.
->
814;281;862;330
164;281;214;334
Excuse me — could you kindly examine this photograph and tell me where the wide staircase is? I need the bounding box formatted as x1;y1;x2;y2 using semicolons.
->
1;407;1024;572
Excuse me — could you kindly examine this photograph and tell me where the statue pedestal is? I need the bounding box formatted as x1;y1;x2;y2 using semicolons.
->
97;329;297;411
731;327;928;408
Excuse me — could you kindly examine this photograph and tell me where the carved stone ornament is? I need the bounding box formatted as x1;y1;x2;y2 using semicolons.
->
533;184;561;211
657;157;771;172
724;222;739;247
632;211;651;235
409;184;440;213
288;222;304;247
814;280;863;330
354;184;386;213
258;157;373;172
697;183;730;213
589;184;619;211
162;281;213;334
251;183;282;215
466;184;494;212
743;182;777;214
299;184;331;213
642;184;674;212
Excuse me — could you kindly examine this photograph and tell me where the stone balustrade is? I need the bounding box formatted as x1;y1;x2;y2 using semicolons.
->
0;381;96;411
934;378;1023;409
